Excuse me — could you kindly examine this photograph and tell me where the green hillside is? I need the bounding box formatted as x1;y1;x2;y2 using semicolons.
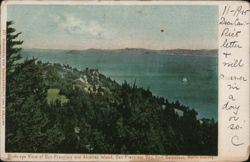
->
5;21;217;155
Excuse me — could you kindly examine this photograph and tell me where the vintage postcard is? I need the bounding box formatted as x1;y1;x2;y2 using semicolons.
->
0;0;249;161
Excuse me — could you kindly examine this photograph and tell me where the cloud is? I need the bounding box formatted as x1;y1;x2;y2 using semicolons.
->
51;13;110;38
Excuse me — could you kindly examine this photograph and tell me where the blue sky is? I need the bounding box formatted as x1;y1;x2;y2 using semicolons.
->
8;5;218;50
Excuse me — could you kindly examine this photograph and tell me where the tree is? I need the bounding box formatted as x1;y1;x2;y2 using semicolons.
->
6;21;23;74
6;21;25;151
5;21;49;152
6;21;23;109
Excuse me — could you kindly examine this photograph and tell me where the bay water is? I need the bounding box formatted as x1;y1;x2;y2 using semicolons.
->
21;49;218;119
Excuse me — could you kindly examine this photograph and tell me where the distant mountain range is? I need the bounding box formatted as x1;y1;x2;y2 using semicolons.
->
23;48;218;55
66;48;218;55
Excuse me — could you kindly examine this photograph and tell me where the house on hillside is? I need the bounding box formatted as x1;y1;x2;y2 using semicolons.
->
86;68;100;82
78;77;85;83
83;75;87;81
198;118;213;124
174;108;184;117
90;69;99;76
42;70;48;79
77;75;88;83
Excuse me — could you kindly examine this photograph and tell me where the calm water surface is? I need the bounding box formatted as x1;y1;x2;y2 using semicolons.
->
21;49;218;119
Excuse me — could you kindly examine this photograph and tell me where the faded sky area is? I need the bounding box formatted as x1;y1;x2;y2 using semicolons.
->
8;5;218;50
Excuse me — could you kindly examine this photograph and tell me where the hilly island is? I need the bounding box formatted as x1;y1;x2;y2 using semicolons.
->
66;48;218;55
6;21;217;155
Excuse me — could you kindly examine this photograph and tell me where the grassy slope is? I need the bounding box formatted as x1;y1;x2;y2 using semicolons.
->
47;88;68;104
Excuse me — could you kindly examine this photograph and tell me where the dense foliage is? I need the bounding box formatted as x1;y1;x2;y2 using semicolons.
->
5;21;217;155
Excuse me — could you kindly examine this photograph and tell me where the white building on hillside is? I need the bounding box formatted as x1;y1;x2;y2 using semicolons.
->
174;108;184;117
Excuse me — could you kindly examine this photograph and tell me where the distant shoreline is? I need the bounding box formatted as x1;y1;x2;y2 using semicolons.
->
22;48;218;56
